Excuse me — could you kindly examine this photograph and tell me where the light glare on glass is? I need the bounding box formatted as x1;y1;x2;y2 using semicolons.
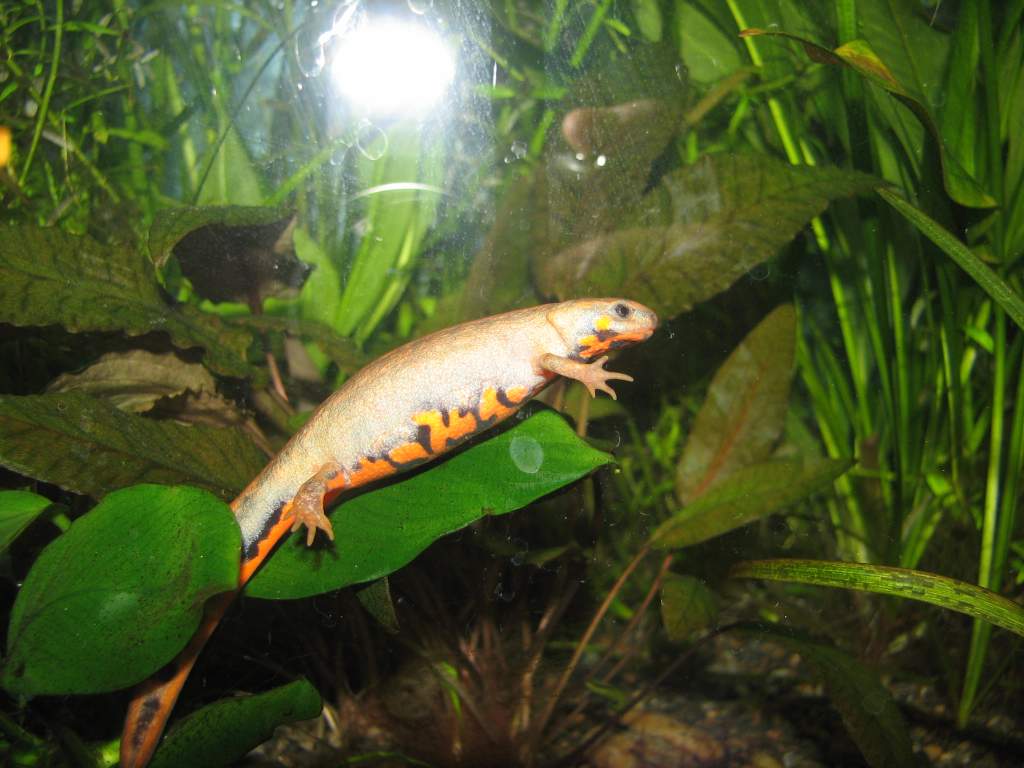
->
330;17;455;117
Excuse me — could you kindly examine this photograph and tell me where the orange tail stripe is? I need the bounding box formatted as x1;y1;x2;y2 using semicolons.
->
120;495;313;767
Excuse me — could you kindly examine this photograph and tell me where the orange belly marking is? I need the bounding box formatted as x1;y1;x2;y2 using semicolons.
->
389;441;431;465
349;456;398;487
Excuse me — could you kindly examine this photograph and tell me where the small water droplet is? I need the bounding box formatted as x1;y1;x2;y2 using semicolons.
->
356;120;388;160
407;0;434;14
510;140;527;160
595;154;607;167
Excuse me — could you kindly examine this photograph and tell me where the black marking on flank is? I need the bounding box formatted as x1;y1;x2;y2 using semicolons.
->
415;423;434;454
244;502;285;560
441;409;451;427
496;389;515;408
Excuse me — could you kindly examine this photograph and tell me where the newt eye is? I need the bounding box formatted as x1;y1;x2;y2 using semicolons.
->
613;303;631;318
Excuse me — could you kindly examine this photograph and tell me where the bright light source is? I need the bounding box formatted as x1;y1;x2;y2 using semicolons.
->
330;17;455;117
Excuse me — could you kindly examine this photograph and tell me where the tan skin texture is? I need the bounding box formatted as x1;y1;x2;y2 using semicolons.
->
120;298;658;768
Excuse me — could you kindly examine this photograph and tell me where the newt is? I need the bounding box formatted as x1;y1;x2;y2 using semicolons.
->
120;298;658;768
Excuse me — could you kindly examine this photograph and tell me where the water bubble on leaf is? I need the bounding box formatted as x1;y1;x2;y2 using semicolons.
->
510;435;543;474
356;120;388;160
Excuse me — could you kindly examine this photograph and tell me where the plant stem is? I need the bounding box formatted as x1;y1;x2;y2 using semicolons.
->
19;0;63;186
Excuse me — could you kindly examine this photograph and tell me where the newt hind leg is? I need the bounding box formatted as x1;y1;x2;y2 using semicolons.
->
284;461;346;546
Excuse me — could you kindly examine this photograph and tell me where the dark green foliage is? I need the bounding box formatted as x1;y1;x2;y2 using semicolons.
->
3;485;239;695
1;0;1022;765
0;224;255;378
149;679;322;768
0;393;267;500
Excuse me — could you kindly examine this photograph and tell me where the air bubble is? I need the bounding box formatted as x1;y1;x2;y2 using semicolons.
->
407;0;434;14
510;435;543;474
294;27;327;77
328;143;349;166
355;120;388;160
510;140;527;160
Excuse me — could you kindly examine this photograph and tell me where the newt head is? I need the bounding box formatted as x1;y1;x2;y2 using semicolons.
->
547;298;659;361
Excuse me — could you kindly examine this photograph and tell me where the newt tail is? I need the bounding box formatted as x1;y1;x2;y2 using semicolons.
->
120;298;658;767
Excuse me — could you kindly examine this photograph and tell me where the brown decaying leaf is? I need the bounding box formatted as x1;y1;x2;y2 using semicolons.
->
47;350;217;413
676;305;796;503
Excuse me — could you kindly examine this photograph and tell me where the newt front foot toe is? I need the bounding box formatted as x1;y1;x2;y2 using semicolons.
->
579;355;633;400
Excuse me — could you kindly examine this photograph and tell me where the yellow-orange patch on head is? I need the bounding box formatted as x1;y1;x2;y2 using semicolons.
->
595;314;612;331
578;329;651;359
389;441;431;465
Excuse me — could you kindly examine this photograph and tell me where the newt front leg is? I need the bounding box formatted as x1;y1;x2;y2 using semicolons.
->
540;354;634;399
286;462;344;545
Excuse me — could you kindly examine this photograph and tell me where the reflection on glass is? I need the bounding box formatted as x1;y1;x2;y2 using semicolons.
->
330;16;455;117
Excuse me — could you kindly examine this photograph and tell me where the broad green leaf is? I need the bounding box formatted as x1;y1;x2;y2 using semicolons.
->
878;189;1024;331
0;490;53;552
334;126;445;343
149;679;321;768
537;155;877;320
0;393;266;500
2;485;239;695
248;411;611;599
740;29;994;208
660;574;718;643
47;350;217;413
730;559;1024;639
0;224;254;378
651;457;852;549
740;624;915;768
195;124;265;207
676;305;796;503
631;0;662;42
676;3;741;83
291;225;344;329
